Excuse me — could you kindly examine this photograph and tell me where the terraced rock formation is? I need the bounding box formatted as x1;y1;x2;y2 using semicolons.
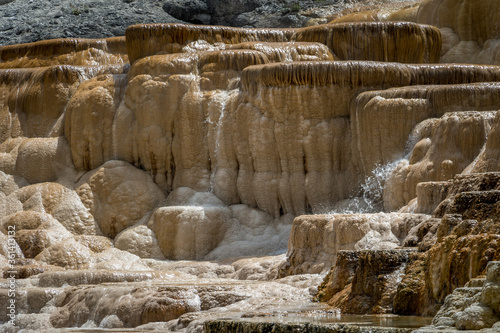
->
0;0;500;331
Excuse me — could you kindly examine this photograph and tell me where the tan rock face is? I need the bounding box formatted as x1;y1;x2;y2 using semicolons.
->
14;137;76;184
472;111;500;173
416;0;500;46
332;0;500;66
114;225;164;259
280;213;428;276
65;74;127;171
384;111;495;211
428;262;500;330
0;66;82;140
482;262;500;317
352;83;500;184
152;206;231;260
326;249;416;314
401;175;500;317
1;182;98;235
76;160;165;238
35;237;95;269
1;211;72;258
0;37;128;68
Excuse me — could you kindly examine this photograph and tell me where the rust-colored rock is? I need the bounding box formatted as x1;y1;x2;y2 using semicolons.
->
0;37;127;68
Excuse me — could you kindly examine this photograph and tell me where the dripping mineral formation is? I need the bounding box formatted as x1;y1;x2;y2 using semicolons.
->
1;0;500;332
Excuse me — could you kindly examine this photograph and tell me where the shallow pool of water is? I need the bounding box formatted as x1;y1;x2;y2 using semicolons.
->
241;310;433;329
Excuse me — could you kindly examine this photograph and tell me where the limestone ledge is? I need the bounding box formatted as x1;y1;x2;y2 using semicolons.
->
125;22;441;64
330;0;500;65
204;320;414;333
279;213;429;276
0;37;127;68
318;249;416;314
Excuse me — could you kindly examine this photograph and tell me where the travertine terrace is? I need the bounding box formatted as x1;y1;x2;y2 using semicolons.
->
1;0;500;332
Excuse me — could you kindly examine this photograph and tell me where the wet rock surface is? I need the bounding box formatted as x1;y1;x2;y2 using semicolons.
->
315;172;500;319
280;213;429;276
318;249;415;314
205;320;415;333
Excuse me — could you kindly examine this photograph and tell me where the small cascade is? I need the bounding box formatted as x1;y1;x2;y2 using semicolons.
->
331;160;402;214
360;161;402;212
206;89;235;194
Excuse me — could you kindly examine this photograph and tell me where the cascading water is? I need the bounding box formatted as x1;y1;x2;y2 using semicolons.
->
330;160;402;214
206;89;235;194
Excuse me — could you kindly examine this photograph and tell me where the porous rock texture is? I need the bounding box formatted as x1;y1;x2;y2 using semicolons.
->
315;172;500;318
413;261;500;331
1;0;500;331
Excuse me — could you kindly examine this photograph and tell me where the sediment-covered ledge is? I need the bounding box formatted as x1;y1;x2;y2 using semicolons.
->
226;42;334;62
295;22;441;63
240;62;500;90
0;37;127;68
198;49;270;72
125;23;296;63
204;320;415;333
125;22;441;64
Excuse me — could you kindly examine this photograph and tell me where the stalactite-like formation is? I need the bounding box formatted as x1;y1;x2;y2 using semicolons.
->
125;24;296;63
125;22;441;64
0;37;127;68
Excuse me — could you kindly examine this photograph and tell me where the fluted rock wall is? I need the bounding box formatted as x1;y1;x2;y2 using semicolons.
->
0;37;127;68
65;59;500;217
331;0;500;66
125;22;440;64
1;19;500;264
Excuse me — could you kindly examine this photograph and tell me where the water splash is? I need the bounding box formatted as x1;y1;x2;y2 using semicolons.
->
206;90;234;193
330;160;401;214
361;161;401;210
